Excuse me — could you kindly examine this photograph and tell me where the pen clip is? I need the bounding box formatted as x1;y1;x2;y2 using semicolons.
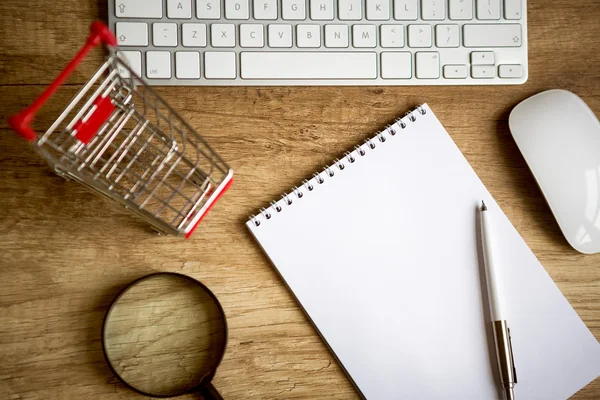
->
508;327;518;384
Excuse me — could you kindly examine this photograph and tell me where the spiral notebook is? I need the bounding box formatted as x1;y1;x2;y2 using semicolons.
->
246;104;600;399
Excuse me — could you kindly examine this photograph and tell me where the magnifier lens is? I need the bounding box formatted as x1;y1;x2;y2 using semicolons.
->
103;274;226;397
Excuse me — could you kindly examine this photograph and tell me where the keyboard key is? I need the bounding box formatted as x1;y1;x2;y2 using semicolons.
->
471;65;495;78
225;0;250;19
115;0;162;18
449;0;473;20
282;0;306;19
146;51;171;79
116;22;148;46
443;64;468;78
176;52;201;79
408;24;432;47
366;0;390;20
153;23;178;47
254;0;278;19
394;0;417;20
325;25;349;47
205;52;237;79
196;0;221;18
211;24;236;47
353;25;377;47
338;0;362;20
498;64;523;78
504;0;522;19
182;23;207;47
297;25;321;47
416;52;439;78
422;0;445;20
435;24;459;47
477;0;500;20
380;25;404;47
381;52;411;78
167;0;192;18
311;0;334;19
240;52;377;79
463;24;522;47
116;51;142;78
240;24;265;47
471;51;494;65
269;24;293;47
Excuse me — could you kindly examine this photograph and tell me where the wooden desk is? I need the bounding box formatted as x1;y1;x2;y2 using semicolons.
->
1;1;598;398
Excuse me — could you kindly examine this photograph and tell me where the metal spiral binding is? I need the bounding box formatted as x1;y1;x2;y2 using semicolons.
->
313;172;325;184
260;207;272;220
270;200;282;212
354;145;366;156
250;106;427;227
395;106;425;127
302;179;314;191
387;124;397;136
344;151;356;163
292;186;304;198
281;193;293;205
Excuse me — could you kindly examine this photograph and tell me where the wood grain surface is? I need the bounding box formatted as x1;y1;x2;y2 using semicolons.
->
0;1;599;399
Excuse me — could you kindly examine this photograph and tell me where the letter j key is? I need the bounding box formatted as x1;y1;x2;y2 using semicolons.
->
339;0;362;20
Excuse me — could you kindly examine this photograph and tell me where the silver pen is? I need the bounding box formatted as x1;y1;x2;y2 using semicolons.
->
480;201;518;400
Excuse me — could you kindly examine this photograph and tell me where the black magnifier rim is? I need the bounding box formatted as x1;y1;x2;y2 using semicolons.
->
101;272;228;398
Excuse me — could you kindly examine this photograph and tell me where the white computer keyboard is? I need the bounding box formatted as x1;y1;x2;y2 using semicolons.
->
108;0;527;85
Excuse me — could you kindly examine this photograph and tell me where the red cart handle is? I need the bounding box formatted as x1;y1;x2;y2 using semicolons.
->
8;22;117;142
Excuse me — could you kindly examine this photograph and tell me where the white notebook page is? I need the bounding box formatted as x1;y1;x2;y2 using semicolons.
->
247;104;600;399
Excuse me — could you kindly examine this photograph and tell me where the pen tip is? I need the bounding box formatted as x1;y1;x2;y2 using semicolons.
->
481;201;487;211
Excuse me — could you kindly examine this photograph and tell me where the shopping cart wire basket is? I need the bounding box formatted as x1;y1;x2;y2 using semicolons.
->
8;22;233;238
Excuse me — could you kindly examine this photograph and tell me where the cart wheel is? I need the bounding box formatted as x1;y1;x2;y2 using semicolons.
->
54;167;73;182
150;227;167;236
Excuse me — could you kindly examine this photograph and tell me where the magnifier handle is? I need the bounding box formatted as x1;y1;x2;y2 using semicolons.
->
201;383;223;400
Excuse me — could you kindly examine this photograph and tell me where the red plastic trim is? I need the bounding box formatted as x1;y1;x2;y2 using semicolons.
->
73;95;116;144
185;178;234;239
7;22;117;142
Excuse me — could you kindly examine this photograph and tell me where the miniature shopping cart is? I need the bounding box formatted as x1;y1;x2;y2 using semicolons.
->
8;22;233;238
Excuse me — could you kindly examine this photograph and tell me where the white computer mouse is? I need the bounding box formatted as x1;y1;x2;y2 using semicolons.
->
509;89;600;254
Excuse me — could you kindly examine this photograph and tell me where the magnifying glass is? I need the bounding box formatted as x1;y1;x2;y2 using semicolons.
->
102;273;227;399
